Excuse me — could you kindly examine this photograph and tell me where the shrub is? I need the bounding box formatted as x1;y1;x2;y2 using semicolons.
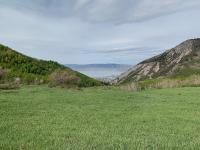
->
49;69;81;88
0;69;6;81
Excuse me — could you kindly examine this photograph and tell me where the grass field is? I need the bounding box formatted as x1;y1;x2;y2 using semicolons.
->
1;86;200;149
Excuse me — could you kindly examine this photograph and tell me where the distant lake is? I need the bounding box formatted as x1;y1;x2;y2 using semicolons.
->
78;70;125;78
65;64;131;79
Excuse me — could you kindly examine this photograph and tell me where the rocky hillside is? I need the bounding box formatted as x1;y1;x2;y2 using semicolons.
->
0;44;102;87
114;38;200;84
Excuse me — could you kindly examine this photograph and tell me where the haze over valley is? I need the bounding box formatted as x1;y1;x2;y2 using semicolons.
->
65;64;131;79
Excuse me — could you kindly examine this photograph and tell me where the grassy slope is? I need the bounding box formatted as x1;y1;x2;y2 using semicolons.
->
1;86;200;149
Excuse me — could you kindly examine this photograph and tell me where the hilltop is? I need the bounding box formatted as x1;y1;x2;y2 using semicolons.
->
114;38;200;84
0;44;102;87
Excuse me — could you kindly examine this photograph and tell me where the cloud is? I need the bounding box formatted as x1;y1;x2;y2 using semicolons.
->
84;47;161;54
0;0;200;64
1;0;200;24
75;0;200;23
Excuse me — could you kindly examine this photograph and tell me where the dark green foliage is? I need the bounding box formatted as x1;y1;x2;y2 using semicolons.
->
0;44;102;87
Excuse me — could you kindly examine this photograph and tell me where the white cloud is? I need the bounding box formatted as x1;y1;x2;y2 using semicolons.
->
1;0;200;24
74;0;200;23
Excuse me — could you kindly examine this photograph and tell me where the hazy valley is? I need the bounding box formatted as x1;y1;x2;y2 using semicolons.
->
1;0;200;149
66;64;131;82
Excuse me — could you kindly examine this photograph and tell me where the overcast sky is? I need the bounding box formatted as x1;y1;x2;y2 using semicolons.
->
0;0;200;65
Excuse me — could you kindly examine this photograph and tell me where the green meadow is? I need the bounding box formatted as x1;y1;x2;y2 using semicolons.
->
1;86;200;149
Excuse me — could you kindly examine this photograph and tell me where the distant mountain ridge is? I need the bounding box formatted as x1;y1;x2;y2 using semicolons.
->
66;64;131;71
114;38;200;84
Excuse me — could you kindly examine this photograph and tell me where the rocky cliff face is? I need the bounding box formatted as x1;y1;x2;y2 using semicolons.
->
113;38;200;84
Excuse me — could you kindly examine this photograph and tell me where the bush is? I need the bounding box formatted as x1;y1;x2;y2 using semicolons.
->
0;69;6;81
49;69;81;88
0;71;21;90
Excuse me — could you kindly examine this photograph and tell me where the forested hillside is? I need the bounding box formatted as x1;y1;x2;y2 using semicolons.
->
0;44;102;87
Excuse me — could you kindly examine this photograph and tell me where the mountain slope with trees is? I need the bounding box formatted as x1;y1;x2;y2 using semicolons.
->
0;44;102;87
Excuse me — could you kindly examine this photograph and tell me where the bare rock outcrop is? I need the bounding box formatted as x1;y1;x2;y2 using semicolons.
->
113;38;200;84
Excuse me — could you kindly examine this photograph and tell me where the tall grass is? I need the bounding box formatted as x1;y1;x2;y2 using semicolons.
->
121;75;200;91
